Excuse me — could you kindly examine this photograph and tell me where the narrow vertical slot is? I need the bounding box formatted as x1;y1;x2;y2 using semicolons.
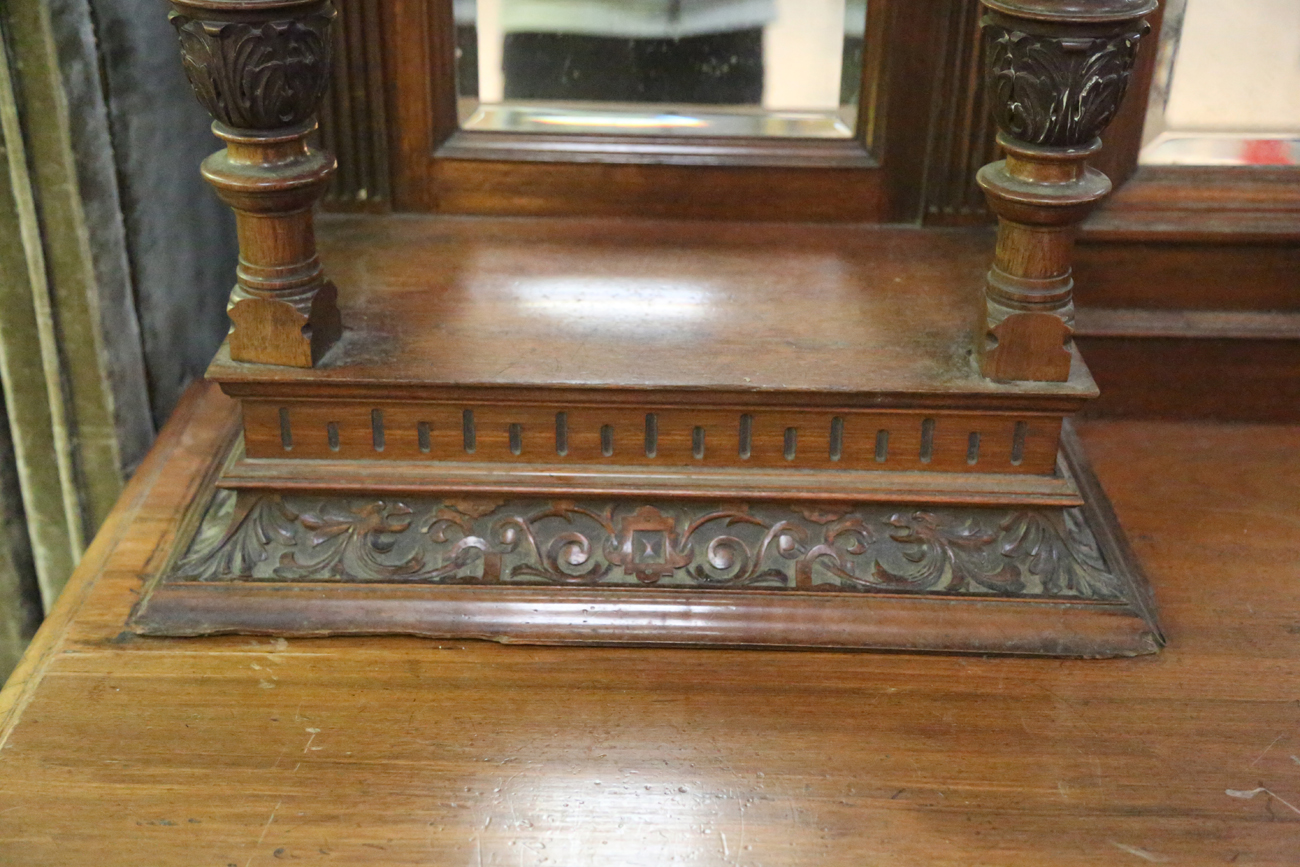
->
600;424;614;457
327;421;340;452
644;413;658;458
371;409;385;452
874;430;889;463
417;422;431;454
278;407;292;451
829;417;844;462
508;423;522;456
555;412;568;456
692;426;705;460
738;414;753;460
920;418;935;463
462;409;476;454
967;431;981;465
1011;420;1027;466
783;427;797;461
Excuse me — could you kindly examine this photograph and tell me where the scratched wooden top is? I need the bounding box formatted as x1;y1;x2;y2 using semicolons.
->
1;383;1297;866
209;215;1097;403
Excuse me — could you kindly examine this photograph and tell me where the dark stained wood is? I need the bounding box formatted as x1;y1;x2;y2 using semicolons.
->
921;0;1000;226
1078;336;1300;423
138;585;1158;656
319;0;390;210
3;382;1299;864
1075;240;1300;310
430;160;891;222
1076;309;1300;340
203;215;1106;498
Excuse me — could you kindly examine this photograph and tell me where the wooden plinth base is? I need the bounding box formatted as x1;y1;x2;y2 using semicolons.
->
129;389;1161;657
148;217;1159;655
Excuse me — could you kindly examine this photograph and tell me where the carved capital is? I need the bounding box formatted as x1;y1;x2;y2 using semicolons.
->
169;2;335;132
983;19;1149;147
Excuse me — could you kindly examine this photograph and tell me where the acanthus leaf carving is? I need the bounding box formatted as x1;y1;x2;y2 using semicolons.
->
170;494;1129;603
169;6;336;131
983;22;1149;147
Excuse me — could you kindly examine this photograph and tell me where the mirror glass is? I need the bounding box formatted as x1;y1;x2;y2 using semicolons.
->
452;0;868;138
1140;0;1300;165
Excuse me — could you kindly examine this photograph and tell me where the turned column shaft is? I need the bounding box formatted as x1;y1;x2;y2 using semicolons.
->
170;0;342;368
976;0;1155;382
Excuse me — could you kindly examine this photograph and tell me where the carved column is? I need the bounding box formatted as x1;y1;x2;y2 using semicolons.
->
170;0;342;367
976;0;1154;381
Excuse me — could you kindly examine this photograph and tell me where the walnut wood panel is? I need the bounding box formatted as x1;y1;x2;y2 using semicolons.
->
5;384;1300;865
1083;167;1300;243
1069;309;1300;423
222;454;1084;506
921;0;999;226
1078;336;1300;423
1074;240;1300;310
244;400;1062;475
428;160;891;222
318;0;390;209
208;216;1097;411
1076;309;1300;340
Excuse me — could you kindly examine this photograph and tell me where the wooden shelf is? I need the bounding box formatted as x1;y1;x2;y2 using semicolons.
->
204;216;1098;500
211;214;1097;406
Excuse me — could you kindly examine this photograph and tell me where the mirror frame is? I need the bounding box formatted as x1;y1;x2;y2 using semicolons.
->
380;0;953;221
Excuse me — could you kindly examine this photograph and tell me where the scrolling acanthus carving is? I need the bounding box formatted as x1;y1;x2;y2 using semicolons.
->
169;9;335;131
983;23;1148;147
173;492;1127;602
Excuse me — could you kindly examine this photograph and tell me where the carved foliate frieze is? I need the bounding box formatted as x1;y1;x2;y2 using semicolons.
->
983;22;1148;147
173;492;1127;602
169;7;336;130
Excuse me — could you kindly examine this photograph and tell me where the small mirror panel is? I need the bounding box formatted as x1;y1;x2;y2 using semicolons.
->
1141;0;1300;166
452;0;868;138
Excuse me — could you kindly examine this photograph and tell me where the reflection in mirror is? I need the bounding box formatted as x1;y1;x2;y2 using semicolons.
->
1141;0;1300;165
452;0;868;138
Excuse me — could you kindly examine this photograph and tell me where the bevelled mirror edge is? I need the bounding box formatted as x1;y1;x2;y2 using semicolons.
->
432;0;884;169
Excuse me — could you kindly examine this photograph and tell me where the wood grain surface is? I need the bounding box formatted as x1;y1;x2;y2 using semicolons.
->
211;215;1097;403
2;382;1299;865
